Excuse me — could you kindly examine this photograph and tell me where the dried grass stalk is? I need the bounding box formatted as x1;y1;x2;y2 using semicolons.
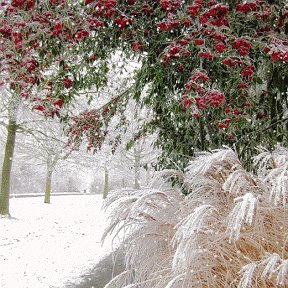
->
103;147;288;287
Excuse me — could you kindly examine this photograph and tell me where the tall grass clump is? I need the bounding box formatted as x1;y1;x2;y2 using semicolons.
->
103;147;288;288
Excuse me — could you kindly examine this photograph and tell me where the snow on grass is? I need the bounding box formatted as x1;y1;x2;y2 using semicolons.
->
0;195;113;288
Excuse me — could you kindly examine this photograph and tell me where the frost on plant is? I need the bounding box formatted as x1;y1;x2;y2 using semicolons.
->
237;262;257;288
226;193;257;242
276;260;288;286
261;253;281;280
172;205;217;272
103;147;288;287
254;146;288;206
269;170;288;206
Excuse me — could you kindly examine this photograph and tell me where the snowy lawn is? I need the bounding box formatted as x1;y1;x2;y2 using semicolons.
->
0;195;113;288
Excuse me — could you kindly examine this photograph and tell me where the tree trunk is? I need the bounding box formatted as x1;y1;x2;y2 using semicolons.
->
0;118;17;215
44;168;53;204
134;147;140;190
103;167;109;199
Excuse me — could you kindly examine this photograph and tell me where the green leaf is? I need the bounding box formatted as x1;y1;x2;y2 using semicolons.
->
125;140;134;151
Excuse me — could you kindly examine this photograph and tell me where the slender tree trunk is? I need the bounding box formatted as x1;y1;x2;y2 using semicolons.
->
0;118;17;215
134;147;140;190
44;167;53;204
122;178;125;189
103;167;109;199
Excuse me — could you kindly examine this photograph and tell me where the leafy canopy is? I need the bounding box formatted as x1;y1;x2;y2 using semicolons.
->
0;0;287;167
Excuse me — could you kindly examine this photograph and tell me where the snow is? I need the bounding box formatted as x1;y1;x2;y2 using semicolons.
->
0;195;114;288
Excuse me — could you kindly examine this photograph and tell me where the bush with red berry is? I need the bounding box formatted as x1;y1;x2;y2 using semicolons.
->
0;0;287;167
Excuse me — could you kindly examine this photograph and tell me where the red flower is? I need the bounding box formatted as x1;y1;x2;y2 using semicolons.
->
199;4;229;25
257;112;266;119
177;39;187;46
236;2;258;13
217;122;228;129
214;42;226;53
160;0;181;11
192;112;201;118
142;3;153;14
74;29;89;41
95;0;116;17
131;41;144;52
230;109;241;115
184;82;193;90
243;101;252;107
52;22;62;35
63;77;73;88
210;17;228;27
223;118;231;124
211;32;227;41
53;99;64;107
205;90;225;107
114;15;130;28
270;50;282;61
195;97;207;109
54;22;62;31
34;105;44;111
262;46;270;53
87;18;104;29
194;85;205;94
187;5;201;17
157;20;180;31
12;31;22;38
194;39;204;45
283;52;288;62
88;53;97;61
168;46;182;54
183;98;192;107
195;90;225;109
199;15;209;25
226;133;233;140
238;46;249;56
256;8;271;19
25;59;37;72
222;58;237;67
12;0;24;7
0;25;12;37
237;83;248;89
198;51;213;59
206;3;229;17
241;67;253;76
12;0;34;10
191;70;209;82
181;50;190;57
232;38;252;56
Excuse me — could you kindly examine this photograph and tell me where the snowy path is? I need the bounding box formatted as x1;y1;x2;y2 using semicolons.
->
65;249;125;288
0;195;114;288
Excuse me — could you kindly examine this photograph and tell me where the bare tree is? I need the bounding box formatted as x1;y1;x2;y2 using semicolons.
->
15;119;70;203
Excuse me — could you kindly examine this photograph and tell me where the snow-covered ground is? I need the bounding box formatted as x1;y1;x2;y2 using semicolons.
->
0;195;113;288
